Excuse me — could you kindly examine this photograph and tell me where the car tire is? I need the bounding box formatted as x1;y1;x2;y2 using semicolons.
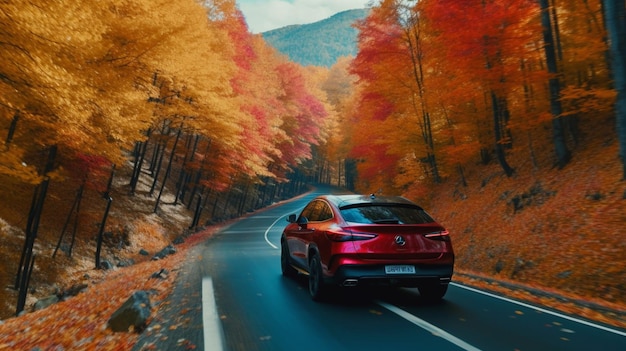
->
418;283;448;302
281;241;297;278
308;254;327;301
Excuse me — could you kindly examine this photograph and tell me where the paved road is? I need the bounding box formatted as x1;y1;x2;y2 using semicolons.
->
134;188;626;351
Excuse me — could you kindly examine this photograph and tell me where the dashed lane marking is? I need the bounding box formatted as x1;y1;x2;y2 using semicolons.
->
202;277;225;351
376;300;482;351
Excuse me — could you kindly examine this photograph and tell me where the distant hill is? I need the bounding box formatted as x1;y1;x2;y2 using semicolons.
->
261;8;370;67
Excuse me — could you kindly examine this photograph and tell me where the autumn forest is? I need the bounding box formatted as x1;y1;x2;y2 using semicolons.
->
1;0;625;331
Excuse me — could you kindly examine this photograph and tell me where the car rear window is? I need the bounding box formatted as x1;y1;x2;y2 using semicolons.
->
339;204;435;224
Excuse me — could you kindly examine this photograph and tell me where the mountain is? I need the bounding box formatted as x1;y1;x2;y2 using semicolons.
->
261;8;370;67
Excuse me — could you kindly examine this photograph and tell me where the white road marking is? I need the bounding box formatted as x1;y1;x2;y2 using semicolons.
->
202;277;225;351
451;283;626;337
263;215;285;249
376;300;482;351
264;207;305;249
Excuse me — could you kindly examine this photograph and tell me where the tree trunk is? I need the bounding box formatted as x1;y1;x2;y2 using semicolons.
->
149;139;167;197
539;0;571;168
129;128;152;195
457;164;467;187
177;134;199;204
5;111;19;146
187;138;211;209
95;196;113;269
602;0;626;179
15;186;39;289
403;10;441;184
53;183;84;258
190;194;203;230
491;92;515;177
16;145;57;315
154;125;183;213
95;165;115;268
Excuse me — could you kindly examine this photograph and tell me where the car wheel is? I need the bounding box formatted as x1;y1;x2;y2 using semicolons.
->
308;254;327;301
418;283;448;302
281;241;297;278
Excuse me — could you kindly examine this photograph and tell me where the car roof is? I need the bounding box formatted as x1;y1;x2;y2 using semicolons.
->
318;194;421;209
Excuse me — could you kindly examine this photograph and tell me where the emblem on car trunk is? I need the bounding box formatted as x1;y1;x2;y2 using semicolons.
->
394;235;406;246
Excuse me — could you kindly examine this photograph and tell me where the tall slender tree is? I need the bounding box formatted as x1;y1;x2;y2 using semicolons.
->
602;0;626;179
539;0;571;168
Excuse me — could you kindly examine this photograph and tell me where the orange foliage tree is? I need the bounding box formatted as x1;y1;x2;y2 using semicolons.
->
347;0;604;194
350;0;421;194
424;0;545;176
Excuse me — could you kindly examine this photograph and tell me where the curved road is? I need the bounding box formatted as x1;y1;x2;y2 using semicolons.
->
134;188;626;351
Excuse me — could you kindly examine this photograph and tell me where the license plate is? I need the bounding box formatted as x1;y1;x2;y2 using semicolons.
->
385;265;416;274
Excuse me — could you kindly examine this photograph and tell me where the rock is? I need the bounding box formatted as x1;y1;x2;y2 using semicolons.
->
494;260;504;273
108;291;151;332
150;268;169;280
152;245;176;260
62;283;88;299
34;295;59;311
557;270;572;279
117;258;135;267
99;260;115;270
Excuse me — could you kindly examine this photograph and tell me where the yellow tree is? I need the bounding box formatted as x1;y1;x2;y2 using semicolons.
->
1;0;249;311
300;65;337;183
320;56;358;186
0;1;123;313
0;1;123;182
109;0;246;200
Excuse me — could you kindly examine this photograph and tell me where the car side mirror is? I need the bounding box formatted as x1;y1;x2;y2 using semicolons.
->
287;214;297;223
297;216;309;229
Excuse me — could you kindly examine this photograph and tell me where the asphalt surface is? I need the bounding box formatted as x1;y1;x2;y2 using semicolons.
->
134;188;626;351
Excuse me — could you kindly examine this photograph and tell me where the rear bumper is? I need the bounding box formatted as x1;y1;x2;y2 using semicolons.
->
327;264;453;287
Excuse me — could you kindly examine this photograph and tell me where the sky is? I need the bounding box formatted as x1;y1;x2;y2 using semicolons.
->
236;0;372;33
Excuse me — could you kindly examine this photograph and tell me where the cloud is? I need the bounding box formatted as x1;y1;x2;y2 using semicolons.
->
237;0;372;33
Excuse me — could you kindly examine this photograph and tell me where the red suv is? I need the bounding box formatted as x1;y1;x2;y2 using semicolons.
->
281;194;454;301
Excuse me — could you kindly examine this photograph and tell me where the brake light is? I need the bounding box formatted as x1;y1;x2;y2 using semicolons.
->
424;230;450;241
351;233;378;241
325;230;378;242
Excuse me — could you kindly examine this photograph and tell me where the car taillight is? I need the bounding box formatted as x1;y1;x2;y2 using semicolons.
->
325;230;378;242
351;232;378;241
424;230;450;241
